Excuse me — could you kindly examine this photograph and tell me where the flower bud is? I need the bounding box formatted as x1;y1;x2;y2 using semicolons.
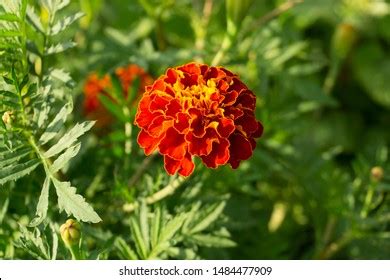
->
2;111;13;126
60;219;81;247
331;23;358;60
371;166;384;182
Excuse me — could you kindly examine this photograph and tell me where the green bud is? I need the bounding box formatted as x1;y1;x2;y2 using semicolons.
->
60;219;81;247
331;23;358;60
226;0;254;37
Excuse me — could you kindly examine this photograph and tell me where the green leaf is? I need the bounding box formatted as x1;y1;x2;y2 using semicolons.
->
151;205;162;248
26;7;45;34
149;213;187;258
98;94;128;122
0;158;40;185
0;30;22;37
49;68;75;88
354;43;390;108
115;237;138;260
53;178;101;223
139;201;150;253
0;146;31;168
50;143;81;173
39;103;72;145
189;201;226;234
50;12;84;35
0;13;20;22
29;176;51;227
44;121;94;158
130;216;148;259
188;234;236;248
45;41;76;55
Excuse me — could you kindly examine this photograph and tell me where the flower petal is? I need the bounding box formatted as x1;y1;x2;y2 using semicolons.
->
159;127;187;160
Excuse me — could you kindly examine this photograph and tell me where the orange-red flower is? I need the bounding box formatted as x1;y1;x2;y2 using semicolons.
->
135;62;263;176
83;64;153;127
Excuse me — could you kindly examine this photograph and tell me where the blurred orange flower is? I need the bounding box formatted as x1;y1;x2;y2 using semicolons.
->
135;62;263;176
83;64;153;127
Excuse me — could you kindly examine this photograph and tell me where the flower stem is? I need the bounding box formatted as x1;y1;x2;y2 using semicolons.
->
323;58;340;95
68;244;82;260
123;176;186;212
361;182;377;218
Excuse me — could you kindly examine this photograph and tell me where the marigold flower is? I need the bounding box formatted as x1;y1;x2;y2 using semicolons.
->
135;62;263;176
83;64;153;127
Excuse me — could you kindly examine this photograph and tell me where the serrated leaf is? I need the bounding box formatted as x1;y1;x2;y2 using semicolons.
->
56;0;71;11
0;13;20;22
2;76;14;85
26;7;45;34
0;158;40;185
149;213;187;258
130;216;148;259
189;234;236;248
189;201;226;234
49;68;75;88
115;237;138;260
45;41;76;55
0;30;22;37
151;205;162;248
29;176;51;227
0;146;31;168
98;94;128;122
50;143;80;173
39;102;72;145
44;121;94;158
139;201;150;253
53;178;101;223
50;12;84;35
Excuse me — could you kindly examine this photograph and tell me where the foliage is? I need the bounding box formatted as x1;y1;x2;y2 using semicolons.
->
1;0;390;260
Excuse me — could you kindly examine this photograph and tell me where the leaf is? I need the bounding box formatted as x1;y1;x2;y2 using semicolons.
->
0;158;40;185
50;143;81;173
354;43;390;108
49;68;75;88
39;102;72;145
189;234;236;248
139;201;150;253
0;146;31;168
151;205;162;248
53;178;101;223
45;41;76;55
115;237;138;260
29;176;51;227
189;201;226;234
149;213;187;258
130;216;148;259
50;12;84;35
44;121;94;158
0;30;22;37
27;7;45;34
0;13;20;22
98;94;128;122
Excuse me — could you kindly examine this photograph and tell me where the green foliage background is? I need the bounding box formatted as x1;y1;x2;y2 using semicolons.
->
1;0;390;260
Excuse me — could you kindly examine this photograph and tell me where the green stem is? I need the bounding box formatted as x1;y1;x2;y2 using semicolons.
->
315;233;352;259
123;176;186;212
361;182;377;218
323;58;340;95
68;244;82;260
